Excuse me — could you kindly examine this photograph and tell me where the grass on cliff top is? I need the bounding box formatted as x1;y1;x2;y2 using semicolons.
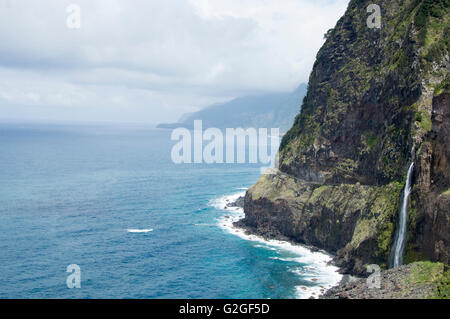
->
434;76;450;96
406;262;450;299
415;110;432;132
414;0;450;73
414;0;449;40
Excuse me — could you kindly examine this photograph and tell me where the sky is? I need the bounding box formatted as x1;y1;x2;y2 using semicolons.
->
0;0;349;124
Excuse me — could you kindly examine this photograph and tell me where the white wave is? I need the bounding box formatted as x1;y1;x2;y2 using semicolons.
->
254;244;277;251
294;284;329;299
126;228;153;233
212;192;342;299
210;191;246;212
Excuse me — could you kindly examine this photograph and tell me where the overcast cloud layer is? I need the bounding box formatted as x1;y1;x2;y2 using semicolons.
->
0;0;349;124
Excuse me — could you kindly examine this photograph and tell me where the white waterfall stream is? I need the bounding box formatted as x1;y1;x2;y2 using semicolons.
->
392;162;414;268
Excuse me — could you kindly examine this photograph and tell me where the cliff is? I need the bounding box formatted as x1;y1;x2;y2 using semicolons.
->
239;0;449;276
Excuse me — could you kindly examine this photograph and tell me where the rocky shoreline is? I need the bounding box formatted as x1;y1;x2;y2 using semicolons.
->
232;218;323;254
238;0;449;280
224;196;245;210
228;196;312;247
224;0;449;299
321;262;449;299
227;195;449;299
224;197;348;298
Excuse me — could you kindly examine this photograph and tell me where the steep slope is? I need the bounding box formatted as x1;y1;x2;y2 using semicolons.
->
157;84;307;133
240;0;449;276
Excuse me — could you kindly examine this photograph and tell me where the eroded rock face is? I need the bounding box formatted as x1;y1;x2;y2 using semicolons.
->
241;173;403;276
278;0;426;186
408;93;450;265
240;0;449;276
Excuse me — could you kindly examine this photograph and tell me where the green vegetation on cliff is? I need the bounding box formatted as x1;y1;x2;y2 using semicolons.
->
280;0;449;185
243;0;449;279
323;262;449;299
405;262;450;299
246;172;404;275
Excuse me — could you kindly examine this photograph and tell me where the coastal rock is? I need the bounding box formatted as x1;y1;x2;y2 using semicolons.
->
321;262;449;299
240;172;403;276
240;0;449;277
226;196;245;209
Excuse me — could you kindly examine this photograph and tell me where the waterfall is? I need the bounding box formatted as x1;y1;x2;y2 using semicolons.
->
391;162;414;268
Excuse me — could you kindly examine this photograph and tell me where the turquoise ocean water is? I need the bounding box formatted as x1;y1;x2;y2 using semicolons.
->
0;123;340;299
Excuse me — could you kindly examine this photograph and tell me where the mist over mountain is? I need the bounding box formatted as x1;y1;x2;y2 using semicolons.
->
157;84;307;132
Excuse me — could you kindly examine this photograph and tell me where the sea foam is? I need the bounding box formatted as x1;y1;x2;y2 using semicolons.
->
211;191;342;299
126;228;153;233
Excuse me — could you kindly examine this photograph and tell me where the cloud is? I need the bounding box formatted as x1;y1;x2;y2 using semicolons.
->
0;0;349;123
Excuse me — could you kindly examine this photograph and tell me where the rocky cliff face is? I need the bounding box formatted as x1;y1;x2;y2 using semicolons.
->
240;0;449;276
408;93;450;264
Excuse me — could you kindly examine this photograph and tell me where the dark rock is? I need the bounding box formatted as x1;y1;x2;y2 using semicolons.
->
226;196;245;209
320;262;448;299
241;0;449;277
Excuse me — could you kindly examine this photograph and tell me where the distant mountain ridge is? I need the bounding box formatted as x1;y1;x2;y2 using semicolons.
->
157;84;307;133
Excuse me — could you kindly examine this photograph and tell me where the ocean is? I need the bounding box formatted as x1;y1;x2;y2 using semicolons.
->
0;123;341;299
